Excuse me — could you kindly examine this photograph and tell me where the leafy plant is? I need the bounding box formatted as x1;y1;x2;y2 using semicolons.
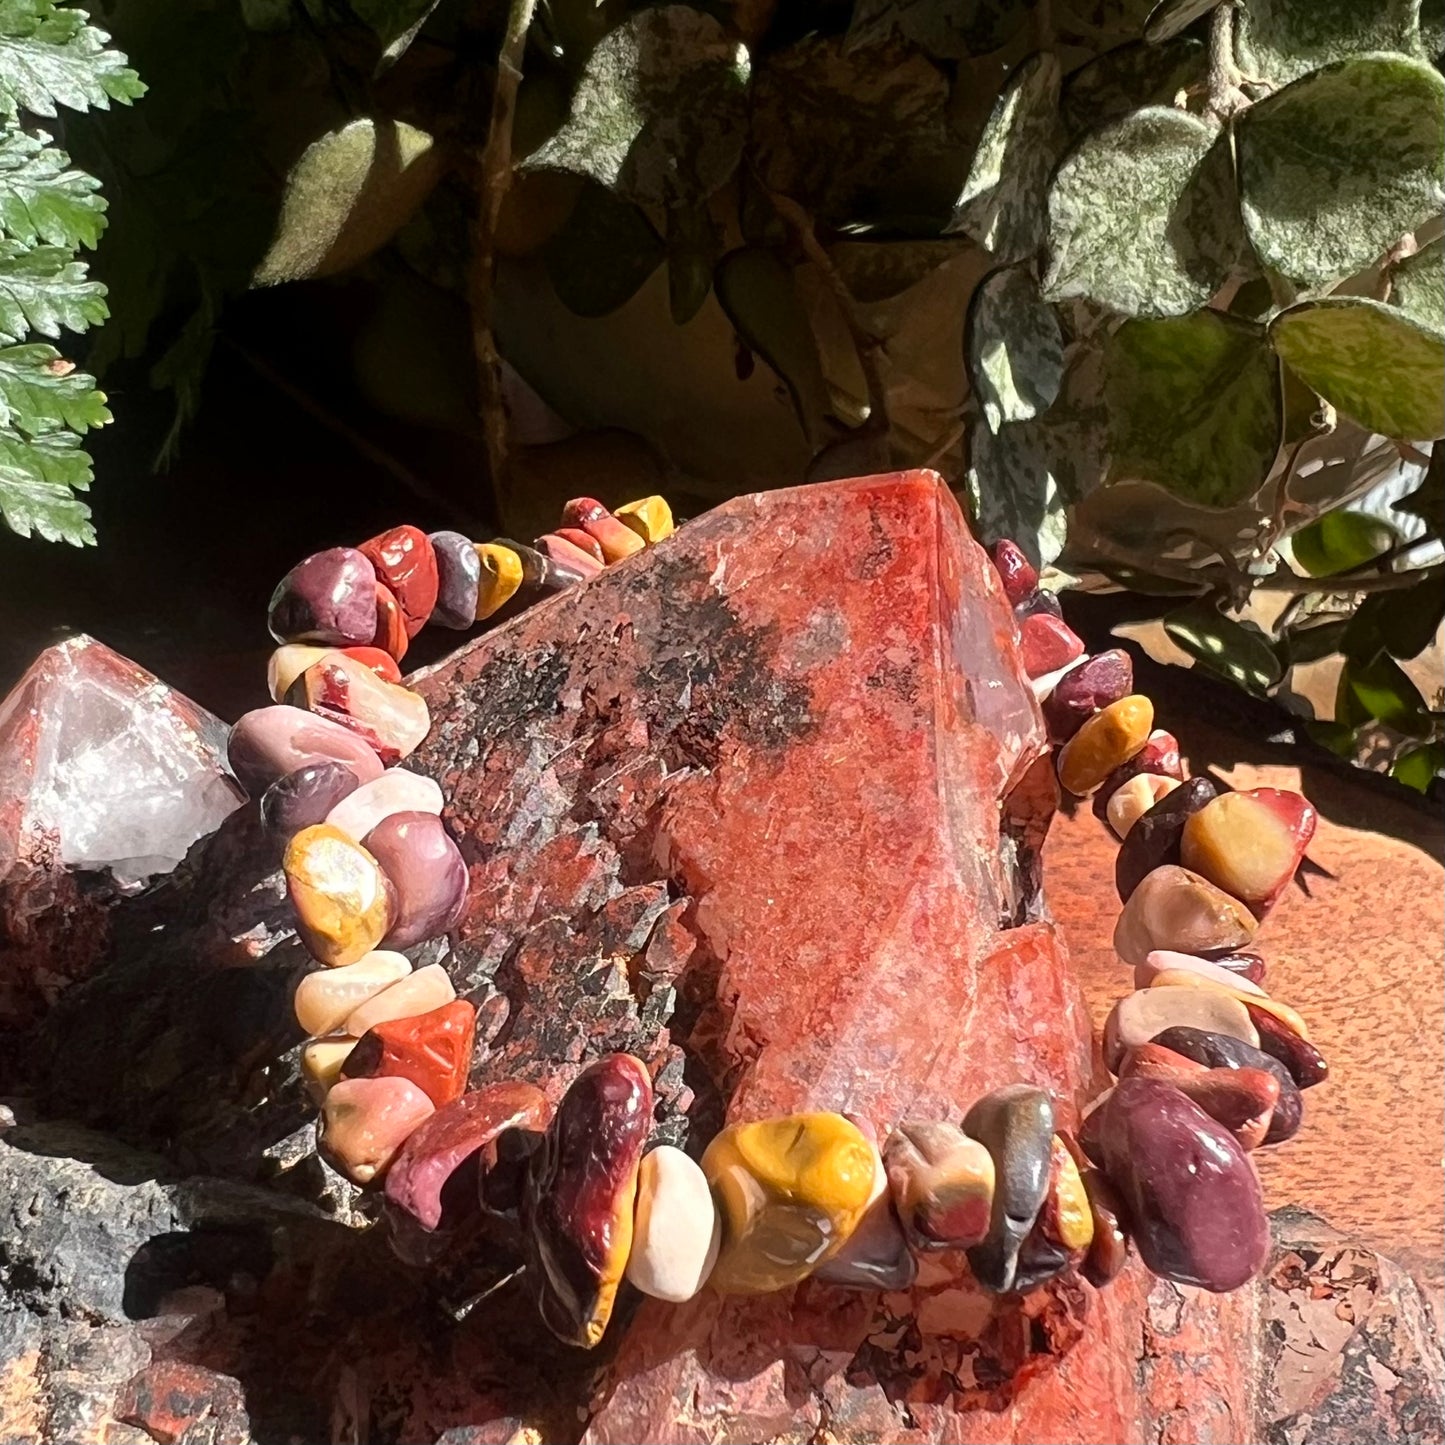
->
0;0;141;542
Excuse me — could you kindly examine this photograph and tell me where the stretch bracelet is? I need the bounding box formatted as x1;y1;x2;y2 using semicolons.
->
224;504;1327;1350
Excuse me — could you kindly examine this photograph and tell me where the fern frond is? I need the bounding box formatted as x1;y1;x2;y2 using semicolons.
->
0;0;145;120
0;128;104;246
0;420;92;542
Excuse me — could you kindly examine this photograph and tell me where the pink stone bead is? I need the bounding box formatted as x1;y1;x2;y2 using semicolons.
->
320;1076;435;1184
325;769;444;845
227;704;383;796
364;811;469;948
343;961;457;1037
1134;949;1268;997
1018;614;1085;679
535;533;605;579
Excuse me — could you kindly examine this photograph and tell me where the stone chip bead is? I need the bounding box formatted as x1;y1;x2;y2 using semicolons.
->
1082;1077;1269;1292
363;811;469;949
370;581;409;663
428;530;482;630
1113;864;1258;966
284;824;395;967
267;546;377;646
961;1084;1055;1293
702;1112;876;1296
813;1145;916;1292
260;760;360;837
1134;949;1267;995
1018;613;1085;679
561;497;646;564
1118;1048;1280;1150
343;961;456;1038
990;539;1037;606
1148;968;1309;1040
615;495;674;545
320;1076;435;1185
1107;774;1180;840
1149;1026;1303;1144
1061;1135;1131;1288
228;704;383;795
474;543;525;620
325;769;444;845
555;526;605;563
535;532;605;579
1103;985;1259;1071
1181;788;1317;918
294;950;411;1035
1245;1003;1329;1089
525;1054;653;1347
625;1144;722;1303
358;525;439;637
288;654;430;765
341;997;476;1105
300;1035;356;1102
1091;729;1184;823
1056;694;1154;796
385;1081;552;1232
1115;777;1219;901
1012;1135;1094;1292
882;1120;995;1251
1042;649;1134;742
267;644;404;702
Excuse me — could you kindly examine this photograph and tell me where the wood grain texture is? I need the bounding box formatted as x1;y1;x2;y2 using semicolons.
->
1044;715;1445;1323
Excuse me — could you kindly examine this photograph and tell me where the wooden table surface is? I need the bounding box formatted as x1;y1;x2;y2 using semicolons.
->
1045;714;1445;1321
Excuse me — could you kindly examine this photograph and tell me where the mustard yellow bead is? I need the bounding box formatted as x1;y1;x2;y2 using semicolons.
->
1056;694;1155;796
614;495;674;545
702;1112;876;1294
284;824;394;967
474;543;524;620
1051;1139;1094;1253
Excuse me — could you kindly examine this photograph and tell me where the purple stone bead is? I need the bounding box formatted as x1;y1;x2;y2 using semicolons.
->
227;705;384;796
364;810;469;949
267;547;378;646
1209;951;1267;986
1115;776;1218;902
260;760;360;836
1042;649;1134;742
1148;1025;1302;1143
429;530;482;630
1087;1076;1269;1293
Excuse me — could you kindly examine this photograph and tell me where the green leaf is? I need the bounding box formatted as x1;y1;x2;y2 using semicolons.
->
1061;37;1206;137
714;245;830;433
0;238;105;343
947;52;1063;265
1346;574;1445;659
1307;717;1359;755
1236;53;1445;290
1236;0;1427;86
1270;297;1445;441
525;7;749;209
1291;509;1396;575
350;0;440;65
1343;647;1433;732
666;202;719;327
966;264;1063;431
1390;238;1444;330
1144;0;1219;42
0;0;144;119
252;118;442;287
1280;615;1349;664
1165;601;1284;692
964;414;1069;569
542;182;665;318
1044;108;1246;318
1104;312;1281;506
1391;742;1445;792
0;421;92;543
846;0;1031;60
0;128;104;249
0;341;106;431
1393;445;1443;536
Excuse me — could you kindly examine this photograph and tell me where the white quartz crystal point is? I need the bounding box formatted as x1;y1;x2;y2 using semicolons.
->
626;1144;721;1303
0;634;243;889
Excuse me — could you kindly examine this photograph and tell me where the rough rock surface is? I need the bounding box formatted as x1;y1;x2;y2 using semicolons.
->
2;474;1437;1441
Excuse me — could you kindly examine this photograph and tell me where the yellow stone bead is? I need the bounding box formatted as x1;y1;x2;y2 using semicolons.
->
284;824;394;967
1148;968;1310;1041
474;543;524;620
267;643;334;702
701;1112;876;1295
1106;773;1180;840
300;1035;356;1102
1056;694;1155;796
1051;1139;1094;1252
614;495;674;545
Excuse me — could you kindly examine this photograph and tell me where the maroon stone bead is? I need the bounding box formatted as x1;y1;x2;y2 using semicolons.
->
1115;776;1218;902
1086;1077;1269;1293
385;1081;552;1232
359;525;439;637
1090;730;1184;823
1210;951;1267;986
363;811;469;949
259;760;359;836
524;1053;654;1347
267;547;377;647
1148;1025;1302;1144
429;530;482;630
990;539;1037;606
1245;1003;1329;1090
1042;649;1134;742
1018;614;1085;679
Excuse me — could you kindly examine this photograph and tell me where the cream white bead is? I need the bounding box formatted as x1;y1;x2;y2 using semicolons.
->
625;1145;721;1303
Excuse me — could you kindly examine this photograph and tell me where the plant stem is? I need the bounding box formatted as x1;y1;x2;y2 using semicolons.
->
469;0;537;513
1205;2;1246;123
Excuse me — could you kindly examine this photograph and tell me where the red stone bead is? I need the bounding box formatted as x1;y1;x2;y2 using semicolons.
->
535;533;605;578
359;525;439;637
555;526;605;564
341;998;477;1107
370;581;409;663
341;646;403;684
1018;613;1084;679
561;497;610;528
990;539;1037;606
